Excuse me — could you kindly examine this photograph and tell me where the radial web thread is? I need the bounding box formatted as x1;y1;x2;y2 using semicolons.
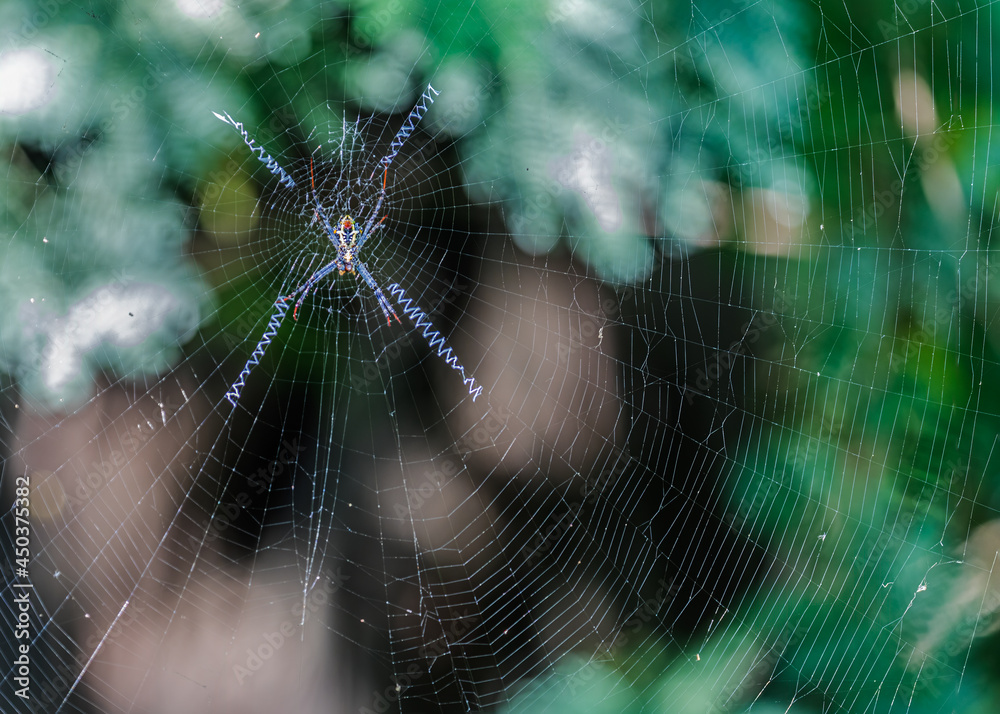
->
388;283;483;401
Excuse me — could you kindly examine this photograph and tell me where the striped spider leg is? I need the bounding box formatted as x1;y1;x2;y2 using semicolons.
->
296;159;401;326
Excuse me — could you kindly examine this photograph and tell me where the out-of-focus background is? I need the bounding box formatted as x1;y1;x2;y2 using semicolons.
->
2;0;1000;712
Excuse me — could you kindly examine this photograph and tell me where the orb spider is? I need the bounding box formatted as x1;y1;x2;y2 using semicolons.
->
291;158;401;326
216;85;483;408
213;86;437;327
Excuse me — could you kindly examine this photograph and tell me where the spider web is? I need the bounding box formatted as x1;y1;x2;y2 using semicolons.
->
1;0;999;713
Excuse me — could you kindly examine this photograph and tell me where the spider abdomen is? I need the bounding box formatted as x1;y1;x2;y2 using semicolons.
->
335;215;359;273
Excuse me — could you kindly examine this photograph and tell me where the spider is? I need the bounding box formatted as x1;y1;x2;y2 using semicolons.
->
216;85;485;408
214;93;434;327
289;158;402;325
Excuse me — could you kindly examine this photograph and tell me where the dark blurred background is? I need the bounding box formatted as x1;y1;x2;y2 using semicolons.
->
2;0;1000;712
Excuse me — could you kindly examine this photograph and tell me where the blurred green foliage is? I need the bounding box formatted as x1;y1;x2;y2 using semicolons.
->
2;0;1000;710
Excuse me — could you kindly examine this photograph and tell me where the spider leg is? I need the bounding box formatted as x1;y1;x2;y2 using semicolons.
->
354;259;401;326
354;187;387;253
355;214;388;255
288;261;340;320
